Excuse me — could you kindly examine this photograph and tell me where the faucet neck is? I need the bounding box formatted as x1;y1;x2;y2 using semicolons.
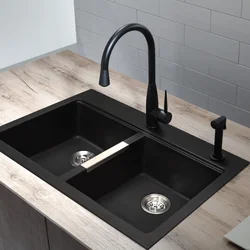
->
100;23;156;85
99;23;171;129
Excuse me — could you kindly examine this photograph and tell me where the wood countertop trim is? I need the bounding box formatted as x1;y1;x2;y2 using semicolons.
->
0;50;250;250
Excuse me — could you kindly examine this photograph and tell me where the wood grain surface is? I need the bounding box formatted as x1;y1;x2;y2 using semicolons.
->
0;50;250;250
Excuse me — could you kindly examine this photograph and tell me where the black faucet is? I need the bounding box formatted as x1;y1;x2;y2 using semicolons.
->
210;116;227;162
99;23;172;129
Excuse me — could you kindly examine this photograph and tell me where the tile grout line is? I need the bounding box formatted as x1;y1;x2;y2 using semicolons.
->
241;0;244;17
77;23;250;68
74;0;250;119
210;10;212;32
236;85;239;106
78;36;246;92
76;8;250;47
238;42;241;64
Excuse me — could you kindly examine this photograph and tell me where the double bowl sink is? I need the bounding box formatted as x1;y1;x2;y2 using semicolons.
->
0;90;248;248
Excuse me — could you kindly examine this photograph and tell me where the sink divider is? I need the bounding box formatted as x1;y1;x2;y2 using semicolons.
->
83;132;144;173
58;133;144;182
59;166;85;181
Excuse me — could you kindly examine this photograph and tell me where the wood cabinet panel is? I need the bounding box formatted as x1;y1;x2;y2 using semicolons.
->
0;184;49;250
46;220;89;250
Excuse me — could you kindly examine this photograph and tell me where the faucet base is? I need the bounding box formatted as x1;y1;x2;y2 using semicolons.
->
210;153;226;162
146;113;158;129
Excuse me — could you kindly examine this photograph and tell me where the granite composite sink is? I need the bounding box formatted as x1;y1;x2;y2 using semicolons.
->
0;90;248;249
67;135;221;234
0;100;135;176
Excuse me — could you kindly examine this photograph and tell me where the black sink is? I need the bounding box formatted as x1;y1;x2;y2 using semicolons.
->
67;136;221;233
0;90;248;249
0;101;135;176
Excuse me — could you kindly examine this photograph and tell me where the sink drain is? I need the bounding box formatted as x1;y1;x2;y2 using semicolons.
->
70;151;95;167
141;194;171;215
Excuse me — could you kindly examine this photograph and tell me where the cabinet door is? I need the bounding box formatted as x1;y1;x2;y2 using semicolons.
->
46;220;89;250
0;185;49;250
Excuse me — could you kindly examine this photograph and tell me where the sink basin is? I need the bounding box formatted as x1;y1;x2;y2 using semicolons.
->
0;101;135;176
0;90;248;249
67;136;221;233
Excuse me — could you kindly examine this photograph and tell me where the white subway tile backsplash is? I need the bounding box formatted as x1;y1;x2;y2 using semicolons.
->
159;0;210;31
138;51;184;84
180;46;210;74
208;97;250;127
237;87;250;112
239;43;250;68
157;58;184;84
77;28;107;52
160;39;209;74
79;45;120;70
138;11;185;44
74;0;250;127
242;0;250;19
115;0;159;15
185;0;242;17
184;68;237;104
185;26;239;63
209;56;250;90
159;39;182;64
138;50;148;70
212;11;250;44
75;10;117;37
161;77;209;109
113;43;139;66
120;32;160;56
76;0;136;24
81;46;102;63
118;60;148;83
77;28;138;66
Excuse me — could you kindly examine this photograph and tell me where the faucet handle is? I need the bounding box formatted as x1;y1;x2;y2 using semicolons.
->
156;90;172;125
157;109;172;124
164;90;172;123
164;90;168;114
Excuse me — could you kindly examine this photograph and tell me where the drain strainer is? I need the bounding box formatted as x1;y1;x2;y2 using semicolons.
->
141;194;171;215
70;151;95;167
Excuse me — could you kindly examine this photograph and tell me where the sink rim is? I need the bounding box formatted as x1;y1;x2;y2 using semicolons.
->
0;89;248;249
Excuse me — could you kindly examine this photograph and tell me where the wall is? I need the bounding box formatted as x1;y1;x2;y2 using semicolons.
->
0;44;78;73
0;0;76;70
74;0;250;127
